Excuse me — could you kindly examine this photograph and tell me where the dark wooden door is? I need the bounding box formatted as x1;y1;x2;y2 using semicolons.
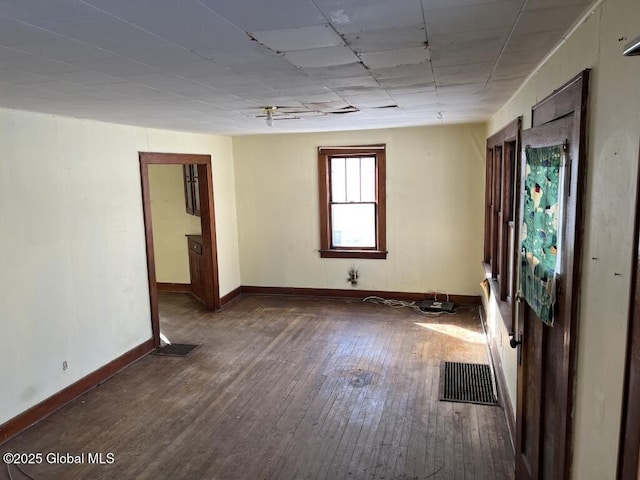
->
617;137;640;479
515;113;580;479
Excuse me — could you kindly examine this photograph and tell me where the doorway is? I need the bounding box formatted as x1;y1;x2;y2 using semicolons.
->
139;152;220;347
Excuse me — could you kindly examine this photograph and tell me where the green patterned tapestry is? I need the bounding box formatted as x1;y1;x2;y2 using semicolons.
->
520;144;564;325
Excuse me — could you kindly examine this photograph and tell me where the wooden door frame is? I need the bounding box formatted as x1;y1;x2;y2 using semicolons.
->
515;69;589;479
618;138;640;480
139;152;220;347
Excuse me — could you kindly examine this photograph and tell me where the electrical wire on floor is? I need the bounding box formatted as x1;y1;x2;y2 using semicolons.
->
6;463;37;480
362;295;457;316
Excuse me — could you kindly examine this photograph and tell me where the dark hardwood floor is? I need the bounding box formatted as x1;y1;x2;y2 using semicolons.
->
1;293;514;480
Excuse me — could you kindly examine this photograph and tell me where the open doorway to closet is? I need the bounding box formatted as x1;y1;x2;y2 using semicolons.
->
139;152;220;347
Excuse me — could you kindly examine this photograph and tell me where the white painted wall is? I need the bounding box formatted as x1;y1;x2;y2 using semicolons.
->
0;108;241;425
233;124;486;295
149;164;201;284
487;0;640;477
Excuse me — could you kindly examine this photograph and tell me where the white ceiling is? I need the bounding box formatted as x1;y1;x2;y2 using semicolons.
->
0;0;595;135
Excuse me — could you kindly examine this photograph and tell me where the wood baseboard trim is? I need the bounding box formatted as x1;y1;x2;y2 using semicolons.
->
480;305;516;452
157;282;191;293
0;338;154;445
240;286;480;305
220;286;242;307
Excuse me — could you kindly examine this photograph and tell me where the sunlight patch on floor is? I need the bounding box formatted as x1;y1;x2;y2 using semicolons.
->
414;322;486;344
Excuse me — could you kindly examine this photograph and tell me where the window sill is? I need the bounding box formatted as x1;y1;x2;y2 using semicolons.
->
482;262;513;333
320;249;388;259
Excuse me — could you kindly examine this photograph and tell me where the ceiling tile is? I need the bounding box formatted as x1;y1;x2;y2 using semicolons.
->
158;61;235;81
378;76;435;88
343;25;427;53
0;46;26;60
73;56;161;77
0;0;104;27
340;90;396;108
490;60;536;81
503;31;559;55
387;84;436;95
422;0;509;10
194;44;279;68
109;42;203;69
434;62;493;85
251;25;343;52
391;90;439;106
524;0;594;11
515;5;589;35
198;0;326;31
47;17;159;49
0;55;76;75
28;80;100;96
230;56;302;75
370;63;432;80
284;46;359;68
45;70;123;86
0;17;63;45
359;46;430;69
125;73;220;97
424;2;522;35
323;75;378;89
429;27;508;67
314;0;425;34
302;62;370;79
84;0;250;50
0;67;49;84
11;39;118;64
297;90;345;103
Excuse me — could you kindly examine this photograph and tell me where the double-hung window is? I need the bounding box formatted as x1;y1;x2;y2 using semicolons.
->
483;118;521;331
318;145;387;259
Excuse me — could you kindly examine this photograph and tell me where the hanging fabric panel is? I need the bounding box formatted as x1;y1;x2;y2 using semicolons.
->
520;144;564;326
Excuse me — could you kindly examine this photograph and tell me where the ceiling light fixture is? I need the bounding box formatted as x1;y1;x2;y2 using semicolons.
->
263;106;277;126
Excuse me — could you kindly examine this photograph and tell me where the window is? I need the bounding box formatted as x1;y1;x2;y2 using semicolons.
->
483;118;521;330
318;145;387;259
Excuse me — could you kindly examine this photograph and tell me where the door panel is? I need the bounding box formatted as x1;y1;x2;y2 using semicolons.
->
516;114;575;479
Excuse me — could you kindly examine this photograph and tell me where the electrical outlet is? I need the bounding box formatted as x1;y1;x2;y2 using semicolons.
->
347;267;358;286
62;360;68;372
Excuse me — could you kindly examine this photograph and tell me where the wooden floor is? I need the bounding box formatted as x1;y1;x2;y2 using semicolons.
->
2;293;514;480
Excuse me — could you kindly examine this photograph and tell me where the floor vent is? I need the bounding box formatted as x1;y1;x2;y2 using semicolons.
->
151;343;198;357
440;361;498;405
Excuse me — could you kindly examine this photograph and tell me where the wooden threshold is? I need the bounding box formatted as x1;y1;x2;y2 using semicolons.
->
157;282;191;293
0;339;154;445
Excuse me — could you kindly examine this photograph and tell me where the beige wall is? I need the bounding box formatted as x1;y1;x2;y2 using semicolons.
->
0;109;241;425
233;124;486;295
487;0;640;477
149;164;201;284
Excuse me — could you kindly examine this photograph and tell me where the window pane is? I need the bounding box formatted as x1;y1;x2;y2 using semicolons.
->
331;157;346;202
346;157;361;202
360;156;376;202
331;203;376;248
